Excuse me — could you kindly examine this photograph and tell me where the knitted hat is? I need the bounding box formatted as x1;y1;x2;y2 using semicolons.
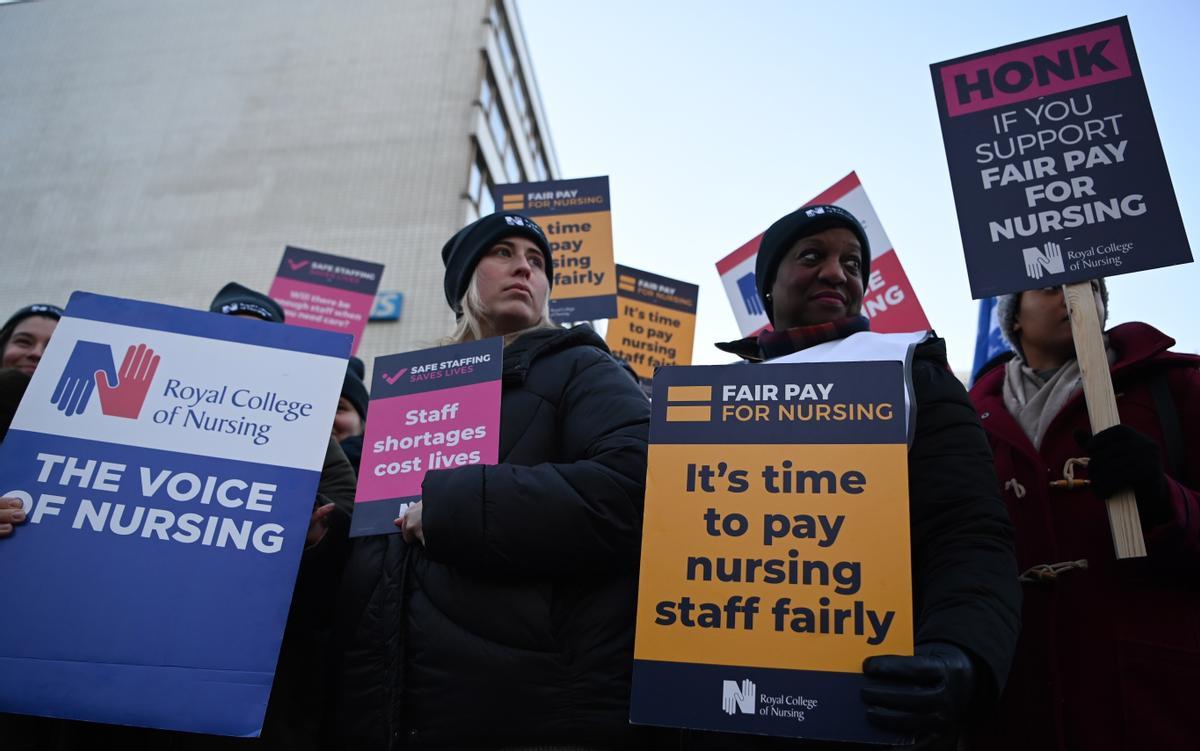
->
441;213;553;313
755;204;871;323
998;279;1109;355
209;282;286;323
341;357;369;421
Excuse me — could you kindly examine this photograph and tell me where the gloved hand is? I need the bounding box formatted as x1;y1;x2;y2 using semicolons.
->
1084;425;1170;527
862;641;975;740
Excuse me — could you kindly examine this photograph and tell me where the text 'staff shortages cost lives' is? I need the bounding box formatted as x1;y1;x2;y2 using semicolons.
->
493;175;617;323
631;361;913;744
931;16;1192;299
606;264;699;386
269;246;384;355
0;292;350;736
350;338;502;537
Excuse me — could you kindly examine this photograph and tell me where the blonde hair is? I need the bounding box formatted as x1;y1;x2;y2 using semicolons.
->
444;272;557;345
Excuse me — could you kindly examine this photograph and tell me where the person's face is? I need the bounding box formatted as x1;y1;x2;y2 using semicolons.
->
474;235;549;336
2;316;57;375
332;397;363;443
769;227;864;329
1014;281;1104;368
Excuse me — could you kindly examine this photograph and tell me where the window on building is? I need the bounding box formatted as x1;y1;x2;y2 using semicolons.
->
466;145;497;217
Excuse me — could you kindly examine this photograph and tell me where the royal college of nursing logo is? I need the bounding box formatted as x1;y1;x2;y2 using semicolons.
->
51;341;160;419
722;678;756;716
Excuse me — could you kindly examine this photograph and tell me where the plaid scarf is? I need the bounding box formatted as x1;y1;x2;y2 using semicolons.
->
757;315;871;361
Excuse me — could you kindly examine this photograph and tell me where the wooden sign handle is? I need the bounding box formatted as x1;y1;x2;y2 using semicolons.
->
1062;282;1147;559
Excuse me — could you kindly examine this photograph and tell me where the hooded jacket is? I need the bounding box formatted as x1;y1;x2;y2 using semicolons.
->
333;325;653;749
969;322;1200;751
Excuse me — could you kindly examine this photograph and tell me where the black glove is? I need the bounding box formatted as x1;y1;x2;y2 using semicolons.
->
1084;425;1170;527
861;641;975;740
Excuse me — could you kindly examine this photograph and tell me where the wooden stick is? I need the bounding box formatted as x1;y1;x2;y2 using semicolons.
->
1062;282;1147;559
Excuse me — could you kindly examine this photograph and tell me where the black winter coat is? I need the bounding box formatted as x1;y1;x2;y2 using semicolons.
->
333;326;653;750
688;335;1022;749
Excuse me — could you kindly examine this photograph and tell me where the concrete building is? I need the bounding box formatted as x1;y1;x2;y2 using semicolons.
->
0;0;558;370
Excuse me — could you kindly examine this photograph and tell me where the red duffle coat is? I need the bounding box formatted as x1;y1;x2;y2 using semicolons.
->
968;322;1200;751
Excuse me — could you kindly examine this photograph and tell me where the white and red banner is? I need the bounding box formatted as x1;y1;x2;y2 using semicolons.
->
716;173;930;337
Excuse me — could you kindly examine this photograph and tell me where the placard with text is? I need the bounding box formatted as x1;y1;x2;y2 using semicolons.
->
631;361;912;744
350;338;503;537
605;265;699;387
0;292;350;736
269;246;384;354
931;16;1192;298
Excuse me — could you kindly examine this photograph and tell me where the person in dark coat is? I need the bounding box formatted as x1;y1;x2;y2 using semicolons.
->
703;204;1020;749
332;213;654;749
969;281;1200;751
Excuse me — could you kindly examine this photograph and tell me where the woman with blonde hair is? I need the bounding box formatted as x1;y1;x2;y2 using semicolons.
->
333;212;654;749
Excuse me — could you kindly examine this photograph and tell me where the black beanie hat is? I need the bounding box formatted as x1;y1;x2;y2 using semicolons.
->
341;359;369;422
209;282;286;323
755;204;871;323
441;213;553;313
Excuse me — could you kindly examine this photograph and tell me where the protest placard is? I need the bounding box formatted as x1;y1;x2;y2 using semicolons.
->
605;265;699;387
0;292;350;736
268;246;384;354
931;16;1192;298
631;360;912;744
716;173;930;337
493;176;617;323
350;338;503;537
931;16;1194;558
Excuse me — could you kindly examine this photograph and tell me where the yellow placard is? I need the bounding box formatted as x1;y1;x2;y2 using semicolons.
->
635;443;913;673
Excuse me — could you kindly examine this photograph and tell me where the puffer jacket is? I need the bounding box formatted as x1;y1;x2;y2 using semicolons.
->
332;325;654;749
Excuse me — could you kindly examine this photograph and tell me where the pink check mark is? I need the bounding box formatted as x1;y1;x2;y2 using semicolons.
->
288;259;310;271
383;368;408;385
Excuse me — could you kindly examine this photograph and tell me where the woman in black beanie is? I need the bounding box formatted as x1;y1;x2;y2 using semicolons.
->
705;204;1020;751
334;213;655;749
0;303;63;376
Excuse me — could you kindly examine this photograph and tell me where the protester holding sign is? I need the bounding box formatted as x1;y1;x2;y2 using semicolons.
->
969;282;1200;750
332;212;654;748
709;204;1020;748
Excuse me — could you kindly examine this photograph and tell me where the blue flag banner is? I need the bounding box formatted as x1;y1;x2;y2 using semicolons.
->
0;292;350;736
970;297;1011;385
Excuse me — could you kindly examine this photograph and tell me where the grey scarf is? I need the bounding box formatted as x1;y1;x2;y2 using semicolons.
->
1001;341;1117;449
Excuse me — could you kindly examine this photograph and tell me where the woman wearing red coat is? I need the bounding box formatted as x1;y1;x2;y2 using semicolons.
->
969;279;1200;751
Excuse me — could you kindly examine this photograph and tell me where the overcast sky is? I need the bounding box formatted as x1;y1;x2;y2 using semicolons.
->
517;0;1199;373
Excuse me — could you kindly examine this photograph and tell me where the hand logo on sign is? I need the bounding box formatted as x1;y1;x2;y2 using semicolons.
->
51;341;117;417
737;272;764;316
1023;241;1065;280
97;344;161;419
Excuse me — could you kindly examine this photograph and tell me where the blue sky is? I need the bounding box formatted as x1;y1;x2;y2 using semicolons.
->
517;1;1199;372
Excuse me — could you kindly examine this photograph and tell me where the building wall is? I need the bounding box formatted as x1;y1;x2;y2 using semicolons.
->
0;0;557;373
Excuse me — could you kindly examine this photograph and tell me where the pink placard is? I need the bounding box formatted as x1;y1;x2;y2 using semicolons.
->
355;380;501;503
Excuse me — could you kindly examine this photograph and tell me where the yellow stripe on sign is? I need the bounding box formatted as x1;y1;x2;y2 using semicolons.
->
666;385;712;403
619;280;636;290
666;405;711;422
501;194;524;202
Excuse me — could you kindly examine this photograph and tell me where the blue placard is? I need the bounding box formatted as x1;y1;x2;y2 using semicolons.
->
0;292;350;736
